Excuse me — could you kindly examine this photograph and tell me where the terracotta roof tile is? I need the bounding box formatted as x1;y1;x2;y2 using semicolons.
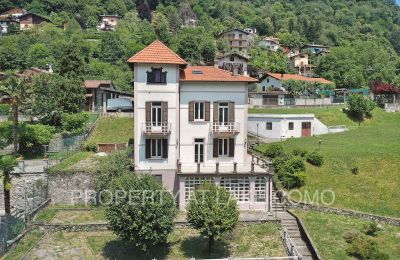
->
127;40;187;65
267;73;333;84
181;66;258;83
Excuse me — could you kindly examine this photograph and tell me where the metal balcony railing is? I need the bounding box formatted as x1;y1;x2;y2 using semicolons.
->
211;122;240;135
143;122;171;135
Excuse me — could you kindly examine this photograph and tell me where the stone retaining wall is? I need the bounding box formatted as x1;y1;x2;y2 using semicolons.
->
289;202;400;226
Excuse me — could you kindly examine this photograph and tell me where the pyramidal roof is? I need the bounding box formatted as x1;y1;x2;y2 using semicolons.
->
127;40;187;65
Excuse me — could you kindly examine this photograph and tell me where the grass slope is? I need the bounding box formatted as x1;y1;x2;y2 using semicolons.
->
87;116;133;144
256;108;400;218
293;210;400;260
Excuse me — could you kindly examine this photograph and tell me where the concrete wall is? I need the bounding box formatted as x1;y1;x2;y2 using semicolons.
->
249;93;286;106
179;82;248;166
295;97;332;106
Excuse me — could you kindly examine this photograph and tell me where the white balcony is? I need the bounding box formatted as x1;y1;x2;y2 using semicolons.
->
211;122;240;137
143;122;171;136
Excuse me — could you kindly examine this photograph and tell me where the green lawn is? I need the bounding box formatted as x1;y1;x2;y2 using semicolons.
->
19;223;284;259
293;210;400;260
48;151;93;173
3;229;44;260
87;116;133;144
256;108;400;218
249;106;361;129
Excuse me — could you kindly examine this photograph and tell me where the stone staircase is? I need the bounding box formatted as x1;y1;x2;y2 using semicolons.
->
272;189;314;260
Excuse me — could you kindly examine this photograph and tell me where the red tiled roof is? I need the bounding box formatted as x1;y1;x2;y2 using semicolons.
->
0;8;26;16
127;40;187;65
84;80;112;89
180;66;258;82
267;73;333;84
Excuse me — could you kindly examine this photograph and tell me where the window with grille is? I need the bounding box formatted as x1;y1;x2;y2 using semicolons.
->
220;177;250;202
255;177;267;202
184;177;210;201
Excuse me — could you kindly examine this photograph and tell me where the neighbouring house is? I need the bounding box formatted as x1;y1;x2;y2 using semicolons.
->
84;80;134;112
243;28;257;34
19;12;50;30
249;91;293;106
248;114;343;140
258;37;280;52
289;52;315;77
301;44;329;55
0;8;27;34
97;14;121;31
215;53;249;76
219;29;256;54
259;73;333;91
129;40;273;211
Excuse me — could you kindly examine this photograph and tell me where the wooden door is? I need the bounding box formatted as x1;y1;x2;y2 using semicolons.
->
301;122;312;137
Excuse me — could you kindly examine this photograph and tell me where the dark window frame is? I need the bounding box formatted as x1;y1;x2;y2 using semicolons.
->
266;122;273;130
147;67;167;84
288;122;294;130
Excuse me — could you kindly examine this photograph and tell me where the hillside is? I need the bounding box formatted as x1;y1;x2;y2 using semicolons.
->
1;0;400;89
256;108;400;218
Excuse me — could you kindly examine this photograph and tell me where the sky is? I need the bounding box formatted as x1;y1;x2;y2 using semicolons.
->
397;0;400;6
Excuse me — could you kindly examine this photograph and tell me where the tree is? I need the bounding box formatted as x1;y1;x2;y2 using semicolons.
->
0;155;16;215
187;182;239;255
27;43;54;68
57;41;86;78
249;47;288;73
0;73;31;154
31;74;85;126
176;28;216;63
105;173;176;252
347;94;376;125
151;12;171;45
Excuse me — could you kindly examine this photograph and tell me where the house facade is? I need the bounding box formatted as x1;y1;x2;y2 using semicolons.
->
301;44;329;55
19;13;49;30
258;37;280;52
0;8;27;34
129;40;272;211
215;53;249;76
98;15;121;31
219;29;256;54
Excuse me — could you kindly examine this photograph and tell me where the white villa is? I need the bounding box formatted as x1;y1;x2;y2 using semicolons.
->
129;40;272;211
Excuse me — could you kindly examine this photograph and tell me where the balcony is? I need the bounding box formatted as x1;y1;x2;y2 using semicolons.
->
143;122;171;136
211;122;240;137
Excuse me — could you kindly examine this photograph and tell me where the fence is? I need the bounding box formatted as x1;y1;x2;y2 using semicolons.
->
0;178;49;257
281;229;303;259
191;257;300;260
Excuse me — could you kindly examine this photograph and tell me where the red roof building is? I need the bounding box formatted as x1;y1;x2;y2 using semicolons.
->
181;66;257;83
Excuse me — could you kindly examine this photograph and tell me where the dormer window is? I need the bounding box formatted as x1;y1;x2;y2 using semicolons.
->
147;67;167;84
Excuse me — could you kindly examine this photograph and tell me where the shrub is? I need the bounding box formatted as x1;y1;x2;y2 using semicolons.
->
0;104;10;116
287;156;306;173
105;173;177;252
61;112;89;133
306;151;324;166
81;141;97;152
345;232;389;259
280;171;307;189
19;124;55;153
264;143;285;158
343;230;360;243
292;148;308;158
351;166;359;174
363;222;381;237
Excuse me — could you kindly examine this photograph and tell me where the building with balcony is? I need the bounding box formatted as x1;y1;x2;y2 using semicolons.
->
218;29;256;54
215;53;249;76
129;40;272;211
259;37;280;52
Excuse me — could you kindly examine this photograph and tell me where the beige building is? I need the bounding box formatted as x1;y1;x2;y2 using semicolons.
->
219;29;256;54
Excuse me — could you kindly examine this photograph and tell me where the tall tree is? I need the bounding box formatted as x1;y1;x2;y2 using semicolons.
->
151;12;171;45
0;73;31;154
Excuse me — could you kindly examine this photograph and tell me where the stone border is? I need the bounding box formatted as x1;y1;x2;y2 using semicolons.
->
288;202;400;226
287;210;323;260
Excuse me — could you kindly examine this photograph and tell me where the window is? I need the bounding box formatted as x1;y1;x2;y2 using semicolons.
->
151;139;163;158
239;34;242;39
288;122;294;130
194;101;205;121
220;177;250;202
239;48;242;51
151;102;162;126
255;177;267;202
230;55;235;62
194;138;204;163
218;102;229;123
262;86;266;92
266;122;272;130
147;68;167;84
218;138;229;156
266;78;270;83
185;177;210;201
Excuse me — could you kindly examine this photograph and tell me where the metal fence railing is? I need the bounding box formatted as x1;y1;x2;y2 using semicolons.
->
0;178;49;257
282;229;303;259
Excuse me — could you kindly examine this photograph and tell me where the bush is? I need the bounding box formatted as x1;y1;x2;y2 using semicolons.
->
264;143;285;158
306;151;324;166
105;173;177;252
351;166;359;174
19;124;55;154
363;222;381;237
287;156;306;173
61;112;89;133
274;153;307;190
292;148;308;158
0;104;10;116
345;232;389;259
81;141;97;152
280;171;307;189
